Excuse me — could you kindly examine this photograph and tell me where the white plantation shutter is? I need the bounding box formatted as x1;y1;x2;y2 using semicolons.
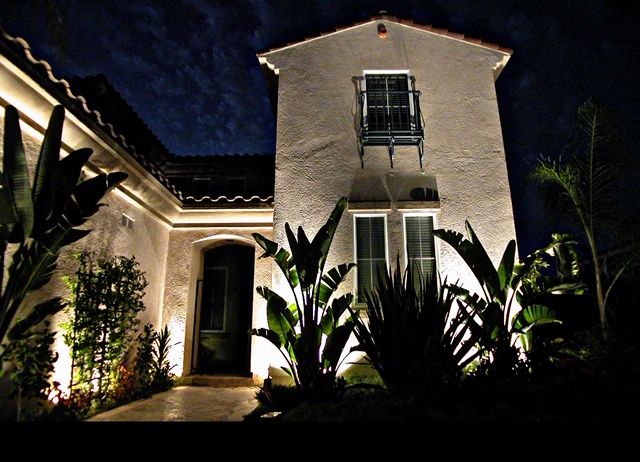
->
405;215;436;287
355;215;387;304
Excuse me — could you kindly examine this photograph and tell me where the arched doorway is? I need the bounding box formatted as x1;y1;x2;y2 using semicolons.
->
192;244;254;375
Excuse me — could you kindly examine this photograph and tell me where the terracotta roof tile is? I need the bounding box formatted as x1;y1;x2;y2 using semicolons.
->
0;26;182;198
258;13;513;56
0;26;274;204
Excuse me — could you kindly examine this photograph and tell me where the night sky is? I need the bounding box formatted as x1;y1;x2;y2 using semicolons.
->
1;0;639;256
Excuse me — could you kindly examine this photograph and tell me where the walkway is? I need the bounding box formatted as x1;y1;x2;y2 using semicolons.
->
86;385;260;422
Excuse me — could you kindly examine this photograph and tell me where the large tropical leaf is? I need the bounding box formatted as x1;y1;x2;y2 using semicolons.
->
321;263;356;292
49;147;93;221
446;284;489;314
322;320;355;372
313;196;347;279
32;104;64;233
253;232;279;259
463;221;503;298
287;222;318;289
497;240;516;296
320;293;354;335
6;297;66;341
316;263;355;309
512;304;561;351
35;172;126;256
253;233;299;288
18;241;60;292
512;305;560;333
433;223;499;300
545;233;583;282
58;172;126;228
256;285;296;345
0;239;62;341
517;278;585;308
0;106;33;242
249;327;283;350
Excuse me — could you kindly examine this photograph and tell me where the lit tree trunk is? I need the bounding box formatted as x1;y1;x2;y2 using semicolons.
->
593;260;606;328
587;232;607;336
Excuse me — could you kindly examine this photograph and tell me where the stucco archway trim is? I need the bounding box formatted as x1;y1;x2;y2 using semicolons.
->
182;234;257;375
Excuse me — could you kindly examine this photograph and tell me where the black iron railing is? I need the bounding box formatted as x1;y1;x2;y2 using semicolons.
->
359;89;424;168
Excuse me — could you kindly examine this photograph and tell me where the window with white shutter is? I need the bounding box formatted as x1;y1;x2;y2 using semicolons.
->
354;214;388;304
404;214;437;290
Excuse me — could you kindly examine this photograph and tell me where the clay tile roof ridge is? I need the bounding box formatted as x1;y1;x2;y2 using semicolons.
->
0;28;128;140
257;13;512;56
176;152;274;159
81;74;178;161
184;195;274;203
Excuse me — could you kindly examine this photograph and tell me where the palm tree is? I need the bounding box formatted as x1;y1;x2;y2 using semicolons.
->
527;98;635;334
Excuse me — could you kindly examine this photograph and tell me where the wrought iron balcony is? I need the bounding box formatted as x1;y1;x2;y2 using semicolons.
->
359;89;424;168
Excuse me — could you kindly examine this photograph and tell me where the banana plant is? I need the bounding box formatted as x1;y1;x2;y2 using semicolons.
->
251;197;357;399
0;105;127;363
434;221;585;377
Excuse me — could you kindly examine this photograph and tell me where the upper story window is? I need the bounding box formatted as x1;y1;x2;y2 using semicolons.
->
365;74;412;132
358;72;424;169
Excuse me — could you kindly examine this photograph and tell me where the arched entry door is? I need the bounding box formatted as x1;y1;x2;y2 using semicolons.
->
193;244;254;375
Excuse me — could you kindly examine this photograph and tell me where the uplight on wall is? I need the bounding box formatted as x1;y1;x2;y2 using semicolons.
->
378;23;387;37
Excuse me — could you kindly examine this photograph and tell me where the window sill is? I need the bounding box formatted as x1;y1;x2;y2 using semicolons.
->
347;201;393;212
396;200;440;211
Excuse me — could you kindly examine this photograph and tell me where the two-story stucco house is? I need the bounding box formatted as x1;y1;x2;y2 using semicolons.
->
0;13;516;390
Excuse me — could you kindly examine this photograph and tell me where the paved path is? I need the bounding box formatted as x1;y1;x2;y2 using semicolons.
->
86;386;260;422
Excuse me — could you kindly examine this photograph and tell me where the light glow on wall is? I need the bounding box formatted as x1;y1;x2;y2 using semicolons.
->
50;333;72;398
166;318;186;377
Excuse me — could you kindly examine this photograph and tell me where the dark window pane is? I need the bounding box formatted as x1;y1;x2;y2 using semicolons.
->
200;267;227;330
365;74;411;132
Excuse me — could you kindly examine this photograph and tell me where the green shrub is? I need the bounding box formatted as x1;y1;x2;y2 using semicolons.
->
134;323;178;395
349;256;475;398
62;251;148;412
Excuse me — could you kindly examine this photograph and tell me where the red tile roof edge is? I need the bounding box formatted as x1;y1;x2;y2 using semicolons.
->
257;13;513;56
0;26;275;204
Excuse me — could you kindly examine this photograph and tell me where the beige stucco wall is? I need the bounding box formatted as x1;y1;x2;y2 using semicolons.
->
261;20;517;298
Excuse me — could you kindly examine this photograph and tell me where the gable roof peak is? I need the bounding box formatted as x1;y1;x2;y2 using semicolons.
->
257;12;512;57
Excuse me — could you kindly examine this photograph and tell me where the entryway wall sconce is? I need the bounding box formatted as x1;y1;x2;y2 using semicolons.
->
378;23;387;37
